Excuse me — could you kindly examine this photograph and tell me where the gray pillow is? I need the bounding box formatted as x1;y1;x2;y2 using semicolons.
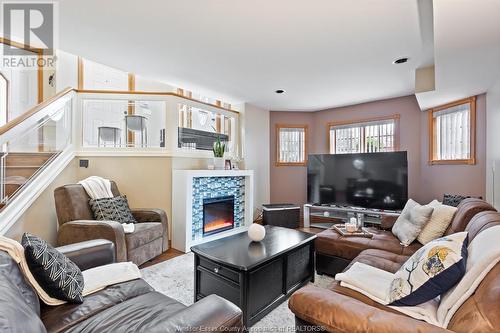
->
392;199;434;246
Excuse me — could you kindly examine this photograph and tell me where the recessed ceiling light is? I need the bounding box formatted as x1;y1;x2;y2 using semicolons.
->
275;89;285;94
393;57;409;64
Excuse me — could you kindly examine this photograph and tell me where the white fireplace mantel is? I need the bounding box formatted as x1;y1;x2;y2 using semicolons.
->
171;169;254;252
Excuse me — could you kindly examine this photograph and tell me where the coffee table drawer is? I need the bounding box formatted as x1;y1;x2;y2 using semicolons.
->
199;257;240;283
198;267;241;306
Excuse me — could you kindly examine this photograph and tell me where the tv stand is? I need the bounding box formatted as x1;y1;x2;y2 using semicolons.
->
303;203;401;229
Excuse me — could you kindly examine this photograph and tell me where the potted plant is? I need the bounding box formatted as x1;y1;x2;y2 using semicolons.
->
213;137;226;170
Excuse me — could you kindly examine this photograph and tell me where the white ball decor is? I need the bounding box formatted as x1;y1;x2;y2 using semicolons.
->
248;223;266;242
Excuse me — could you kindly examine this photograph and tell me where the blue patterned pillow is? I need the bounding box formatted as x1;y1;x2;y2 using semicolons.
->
389;232;468;306
89;195;136;224
21;233;84;303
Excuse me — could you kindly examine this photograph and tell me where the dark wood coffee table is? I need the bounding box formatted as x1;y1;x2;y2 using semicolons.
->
191;226;316;327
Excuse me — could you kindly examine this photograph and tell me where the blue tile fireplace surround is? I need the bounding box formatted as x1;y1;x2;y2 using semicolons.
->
191;176;245;241
172;169;253;252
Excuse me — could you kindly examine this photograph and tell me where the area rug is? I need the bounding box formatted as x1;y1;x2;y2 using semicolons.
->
141;252;334;332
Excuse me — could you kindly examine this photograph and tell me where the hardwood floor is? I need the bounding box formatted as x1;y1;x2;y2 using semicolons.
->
139;243;184;269
140;227;324;269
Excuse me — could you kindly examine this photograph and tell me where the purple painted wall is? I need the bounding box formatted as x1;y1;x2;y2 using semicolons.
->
270;94;486;206
419;94;486;202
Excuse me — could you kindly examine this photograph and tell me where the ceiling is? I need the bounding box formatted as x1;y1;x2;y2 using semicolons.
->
58;0;500;111
416;0;500;110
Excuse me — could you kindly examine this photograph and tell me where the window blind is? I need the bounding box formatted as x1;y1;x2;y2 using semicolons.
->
278;127;306;163
329;119;395;154
434;104;470;160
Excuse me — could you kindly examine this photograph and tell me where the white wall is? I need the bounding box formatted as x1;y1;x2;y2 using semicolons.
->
486;78;500;208
135;75;175;92
56;50;78;91
0;67;38;120
83;59;128;90
242;103;270;216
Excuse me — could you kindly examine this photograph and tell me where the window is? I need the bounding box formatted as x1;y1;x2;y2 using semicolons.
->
328;115;399;154
276;125;307;166
428;97;476;165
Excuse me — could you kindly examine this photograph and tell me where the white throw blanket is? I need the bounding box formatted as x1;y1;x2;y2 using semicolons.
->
437;225;500;327
335;225;500;328
82;262;141;295
335;262;440;326
78;176;113;199
0;236;141;305
78;176;135;234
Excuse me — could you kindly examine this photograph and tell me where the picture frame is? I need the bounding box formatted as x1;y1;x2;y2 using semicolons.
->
224;159;232;170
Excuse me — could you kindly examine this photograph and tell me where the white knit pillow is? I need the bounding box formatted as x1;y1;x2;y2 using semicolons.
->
417;200;457;245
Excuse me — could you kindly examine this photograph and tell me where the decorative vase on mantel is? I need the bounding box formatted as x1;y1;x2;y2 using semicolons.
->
212;137;226;170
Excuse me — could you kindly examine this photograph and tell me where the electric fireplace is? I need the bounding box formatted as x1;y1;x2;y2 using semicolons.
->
203;196;235;236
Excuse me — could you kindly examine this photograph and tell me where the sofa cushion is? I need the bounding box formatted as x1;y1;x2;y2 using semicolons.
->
315;227;422;260
0;278;47;333
41;278;154;333
389;232;468;306
0;250;41;315
22;233;84;304
61;291;187;333
417;200;457;245
125;223;163;250
89;195;137;224
444;198;496;235
392;199;434;246
344;249;409;274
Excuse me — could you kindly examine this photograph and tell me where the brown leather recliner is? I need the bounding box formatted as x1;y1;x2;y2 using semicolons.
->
315;198;496;276
54;181;168;266
289;210;500;333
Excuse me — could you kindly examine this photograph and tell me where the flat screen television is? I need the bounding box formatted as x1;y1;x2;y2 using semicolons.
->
307;152;408;210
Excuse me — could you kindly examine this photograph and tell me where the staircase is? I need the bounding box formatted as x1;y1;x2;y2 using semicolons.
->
0;88;75;220
4;152;57;200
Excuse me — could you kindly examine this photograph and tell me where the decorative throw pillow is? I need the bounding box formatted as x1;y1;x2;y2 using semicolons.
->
89;195;136;224
389;231;468;306
21;233;84;303
442;194;470;207
392;199;434;246
417;200;457;245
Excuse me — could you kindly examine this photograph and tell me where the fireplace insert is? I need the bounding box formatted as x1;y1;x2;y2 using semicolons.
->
203;196;235;236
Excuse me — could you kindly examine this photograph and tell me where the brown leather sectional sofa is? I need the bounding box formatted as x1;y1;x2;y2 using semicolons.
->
289;199;499;333
315;198;496;276
0;239;243;333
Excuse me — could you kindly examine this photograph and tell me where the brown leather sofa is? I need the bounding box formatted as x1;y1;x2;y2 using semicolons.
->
289;210;500;333
0;239;243;333
55;181;168;266
315;198;496;276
